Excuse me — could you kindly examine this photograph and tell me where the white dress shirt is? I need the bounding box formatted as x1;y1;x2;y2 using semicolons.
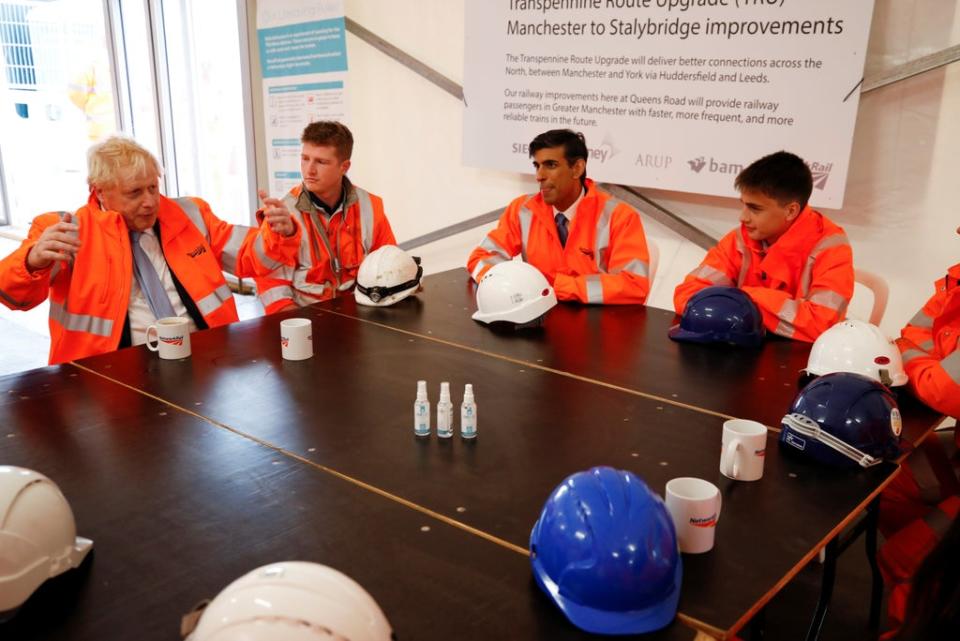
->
128;227;198;345
554;187;585;223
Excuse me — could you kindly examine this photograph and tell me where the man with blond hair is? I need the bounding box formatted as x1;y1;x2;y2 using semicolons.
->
254;121;396;313
0;136;301;363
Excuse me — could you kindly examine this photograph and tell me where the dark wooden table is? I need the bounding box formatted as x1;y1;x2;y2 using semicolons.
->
318;268;940;445
0;366;692;641
73;306;900;640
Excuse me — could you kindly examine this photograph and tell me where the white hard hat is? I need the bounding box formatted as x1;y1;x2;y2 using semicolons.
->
0;466;93;615
355;245;422;307
804;319;908;387
185;561;394;641
472;261;557;326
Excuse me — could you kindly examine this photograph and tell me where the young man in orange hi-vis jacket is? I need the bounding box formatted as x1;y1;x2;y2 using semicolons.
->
673;151;854;342
466;129;650;305
254;121;397;313
0;136;300;364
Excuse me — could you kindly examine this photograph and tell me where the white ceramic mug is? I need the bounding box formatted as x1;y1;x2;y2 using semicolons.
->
665;477;722;554
720;419;768;481
280;318;313;360
145;317;192;359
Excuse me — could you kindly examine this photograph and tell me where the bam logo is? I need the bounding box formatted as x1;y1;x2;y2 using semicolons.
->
688;156;742;175
187;245;207;258
688;156;706;173
809;161;833;191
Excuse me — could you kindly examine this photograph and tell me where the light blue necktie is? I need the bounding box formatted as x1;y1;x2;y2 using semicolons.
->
130;231;177;319
555;213;569;248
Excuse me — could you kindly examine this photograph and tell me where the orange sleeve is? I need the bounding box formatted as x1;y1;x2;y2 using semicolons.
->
191;198;300;278
466;198;524;282
553;202;650;305
897;286;960;418
0;213;65;310
673;230;740;314
743;233;854;343
371;201;397;249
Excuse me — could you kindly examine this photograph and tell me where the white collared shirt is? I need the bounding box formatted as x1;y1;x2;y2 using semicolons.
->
128;227;198;346
554;187;585;223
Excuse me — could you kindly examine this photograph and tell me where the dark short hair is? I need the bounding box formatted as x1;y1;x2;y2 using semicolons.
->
301;121;354;161
529;129;588;185
734;151;813;209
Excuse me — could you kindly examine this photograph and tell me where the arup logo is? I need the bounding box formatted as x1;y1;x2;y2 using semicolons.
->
809;161;833;190
688;156;706;173
160;335;184;346
635;152;672;169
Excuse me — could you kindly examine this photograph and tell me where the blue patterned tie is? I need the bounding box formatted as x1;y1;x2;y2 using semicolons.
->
130;231;177;319
555;213;569;248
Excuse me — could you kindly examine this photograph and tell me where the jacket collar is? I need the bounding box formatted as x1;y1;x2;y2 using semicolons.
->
526;178;598;216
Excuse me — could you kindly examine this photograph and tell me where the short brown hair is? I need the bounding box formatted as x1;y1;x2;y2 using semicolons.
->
301;121;354;161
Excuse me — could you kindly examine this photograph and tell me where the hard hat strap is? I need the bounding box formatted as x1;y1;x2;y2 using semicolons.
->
782;413;881;468
356;261;422;303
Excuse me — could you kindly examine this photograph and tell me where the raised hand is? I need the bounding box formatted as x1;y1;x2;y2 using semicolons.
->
258;189;296;237
26;212;81;271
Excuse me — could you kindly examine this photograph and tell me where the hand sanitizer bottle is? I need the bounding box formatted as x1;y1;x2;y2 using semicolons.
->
414;380;430;437
437;382;454;438
461;384;477;439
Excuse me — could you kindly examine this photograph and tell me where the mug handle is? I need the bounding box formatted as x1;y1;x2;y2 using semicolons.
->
145;325;160;352
723;439;742;478
714;489;723;525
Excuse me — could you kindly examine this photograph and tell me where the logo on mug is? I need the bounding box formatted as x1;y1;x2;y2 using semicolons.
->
281;337;289;347
755;448;766;457
689;514;717;528
160;336;184;346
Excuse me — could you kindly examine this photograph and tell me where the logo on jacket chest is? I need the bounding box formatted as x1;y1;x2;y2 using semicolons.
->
187;245;207;258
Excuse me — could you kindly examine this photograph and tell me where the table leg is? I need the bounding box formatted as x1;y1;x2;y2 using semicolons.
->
865;498;884;629
805;538;838;641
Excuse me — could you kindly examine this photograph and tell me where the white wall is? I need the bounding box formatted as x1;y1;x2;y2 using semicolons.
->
253;0;960;335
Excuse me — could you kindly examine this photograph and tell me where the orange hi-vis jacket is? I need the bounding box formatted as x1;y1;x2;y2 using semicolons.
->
897;263;960;422
673;207;854;342
254;179;396;313
0;193;299;364
466;179;651;304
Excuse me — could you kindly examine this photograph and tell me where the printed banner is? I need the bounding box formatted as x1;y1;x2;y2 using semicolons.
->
257;0;347;195
463;0;876;207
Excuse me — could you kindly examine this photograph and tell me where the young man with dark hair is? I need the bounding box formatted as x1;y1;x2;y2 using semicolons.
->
254;121;396;313
467;129;651;305
673;150;853;342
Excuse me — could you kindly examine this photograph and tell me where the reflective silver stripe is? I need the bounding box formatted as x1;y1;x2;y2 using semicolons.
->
195;284;232;316
691;264;734;286
175;197;209;242
518;204;533;262
221;225;250;275
923;506;955;537
0;288;26;308
943;350;960;385
355;187;375;253
479;235;511;260
800;233;850;297
901;348;928;365
253;234;285;272
919;339;935;351
808;289;848;312
909;308;935;329
49;301;114;337
774;299;799;338
734;233;751;287
594;197;620;273
585;274;604;304
472;256;506;281
612;258;649;278
258;284;295;308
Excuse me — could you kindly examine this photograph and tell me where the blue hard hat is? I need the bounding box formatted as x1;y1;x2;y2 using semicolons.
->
779;372;903;468
529;467;682;635
668;286;765;347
